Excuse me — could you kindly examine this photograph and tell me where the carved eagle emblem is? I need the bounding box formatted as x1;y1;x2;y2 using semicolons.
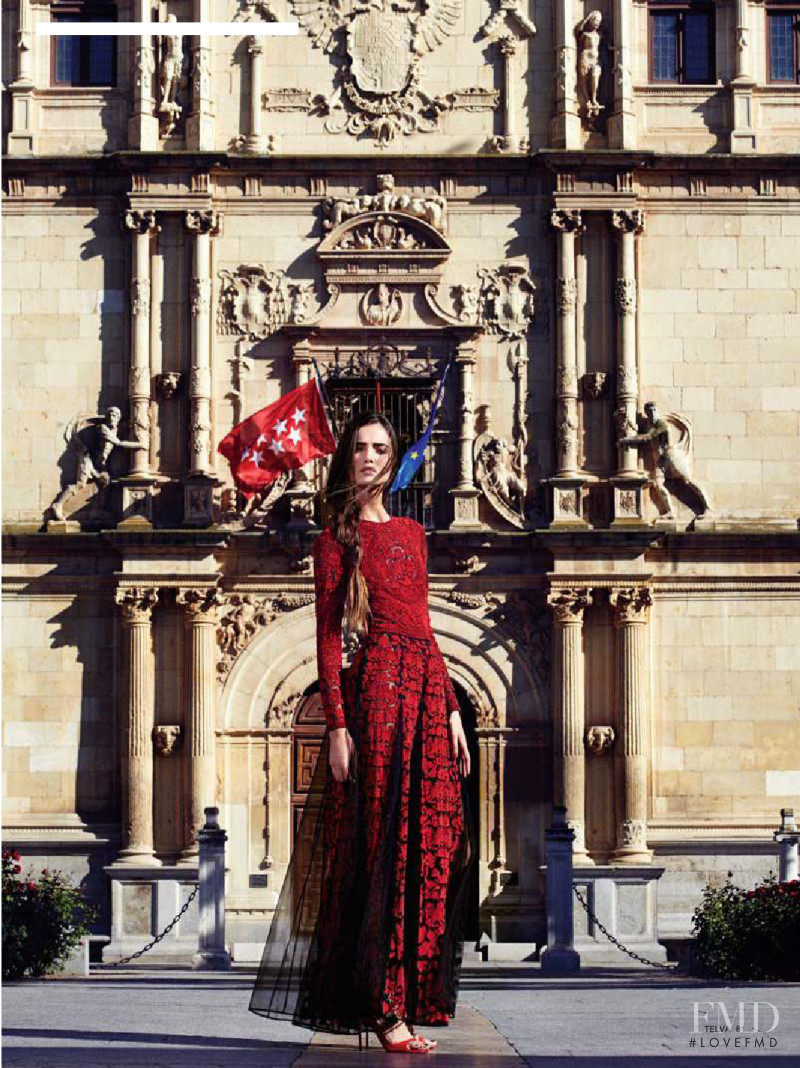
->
290;0;462;96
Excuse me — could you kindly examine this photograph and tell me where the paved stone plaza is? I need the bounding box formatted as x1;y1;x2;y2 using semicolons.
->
3;964;799;1067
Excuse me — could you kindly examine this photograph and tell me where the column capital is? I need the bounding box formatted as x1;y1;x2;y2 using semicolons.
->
184;209;222;236
177;586;225;624
123;209;160;235
609;586;653;626
247;34;265;56
550;209;584;234
547;586;593;625
610;209;645;235
115;586;158;625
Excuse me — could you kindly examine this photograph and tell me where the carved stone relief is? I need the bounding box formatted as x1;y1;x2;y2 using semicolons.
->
322;174;448;236
576;11;604;125
360;283;403;326
586;725;615;756
446;263;535;338
292;0;461;145
217;265;323;340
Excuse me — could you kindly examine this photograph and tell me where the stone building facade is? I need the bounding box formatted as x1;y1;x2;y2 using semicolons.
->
2;0;799;958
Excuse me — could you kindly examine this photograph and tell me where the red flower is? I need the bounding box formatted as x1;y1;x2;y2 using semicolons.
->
25;880;36;891
13;864;21;874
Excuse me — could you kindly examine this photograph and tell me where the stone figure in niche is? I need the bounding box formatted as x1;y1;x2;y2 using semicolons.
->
620;402;713;521
576;11;603;122
289;282;313;323
361;283;403;327
48;407;141;522
158;14;184;136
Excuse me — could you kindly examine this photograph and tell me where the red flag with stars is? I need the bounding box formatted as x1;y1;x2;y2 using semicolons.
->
217;377;337;494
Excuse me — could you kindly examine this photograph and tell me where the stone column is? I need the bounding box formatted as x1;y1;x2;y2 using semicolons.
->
449;337;482;529
242;36;268;153
119;210;159;524
128;0;158;150
548;210;588;527
609;209;647;525
550;0;581;148
186;0;214;149
114;587;160;866
730;0;757;152
177;588;223;862
183;209;221;524
7;0;36;155
548;587;593;865
608;0;636;149
609;586;653;865
285;339;316;526
476;721;513;907
500;38;519;153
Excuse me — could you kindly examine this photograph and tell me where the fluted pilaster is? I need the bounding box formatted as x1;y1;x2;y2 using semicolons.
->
177;587;223;860
610;586;653;864
184;210;221;479
114;587;160;866
548;587;593;864
477;726;512;897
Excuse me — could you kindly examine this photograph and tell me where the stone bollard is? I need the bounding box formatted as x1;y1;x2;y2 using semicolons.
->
192;807;231;970
540;805;581;974
774;808;799;884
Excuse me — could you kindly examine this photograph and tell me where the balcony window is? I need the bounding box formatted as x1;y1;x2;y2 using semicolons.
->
51;2;117;86
649;3;715;84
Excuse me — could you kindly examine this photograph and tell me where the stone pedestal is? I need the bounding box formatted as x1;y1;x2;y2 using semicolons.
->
610;474;650;528
540;807;580;974
450;339;483;530
572;865;667;964
103;865;198;960
193;807;231;970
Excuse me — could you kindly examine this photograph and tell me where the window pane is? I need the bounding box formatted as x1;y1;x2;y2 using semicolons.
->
769;13;795;80
652;13;678;80
55;13;80;85
88;33;115;84
684;12;713;82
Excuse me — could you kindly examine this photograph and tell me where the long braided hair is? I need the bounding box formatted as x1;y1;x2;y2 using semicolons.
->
321;411;399;641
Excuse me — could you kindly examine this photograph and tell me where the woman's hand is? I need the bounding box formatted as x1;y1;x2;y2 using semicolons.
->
449;711;470;778
328;727;354;783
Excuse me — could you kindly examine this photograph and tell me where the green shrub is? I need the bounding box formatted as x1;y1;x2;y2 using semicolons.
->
691;872;800;981
2;848;99;980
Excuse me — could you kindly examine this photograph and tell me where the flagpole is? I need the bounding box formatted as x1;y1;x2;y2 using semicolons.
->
311;357;338;444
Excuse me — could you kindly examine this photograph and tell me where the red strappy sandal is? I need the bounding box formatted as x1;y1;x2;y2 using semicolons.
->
365;1015;436;1053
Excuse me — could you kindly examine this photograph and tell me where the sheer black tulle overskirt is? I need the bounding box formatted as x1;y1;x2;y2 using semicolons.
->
248;633;476;1034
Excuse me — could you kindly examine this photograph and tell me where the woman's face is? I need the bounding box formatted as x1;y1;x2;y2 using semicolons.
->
350;423;392;496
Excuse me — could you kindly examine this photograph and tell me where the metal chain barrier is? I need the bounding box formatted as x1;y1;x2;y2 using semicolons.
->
104;884;199;967
572;884;674;971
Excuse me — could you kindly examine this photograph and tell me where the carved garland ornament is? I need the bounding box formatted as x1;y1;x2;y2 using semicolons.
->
216;591;316;680
291;0;462;145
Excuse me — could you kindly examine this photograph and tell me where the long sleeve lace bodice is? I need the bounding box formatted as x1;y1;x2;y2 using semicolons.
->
312;517;459;730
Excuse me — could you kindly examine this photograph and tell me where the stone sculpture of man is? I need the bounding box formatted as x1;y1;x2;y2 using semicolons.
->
158;14;183;132
49;406;140;521
620;401;712;521
577;10;603;120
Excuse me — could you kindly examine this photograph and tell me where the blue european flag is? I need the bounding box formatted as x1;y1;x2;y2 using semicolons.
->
390;355;454;493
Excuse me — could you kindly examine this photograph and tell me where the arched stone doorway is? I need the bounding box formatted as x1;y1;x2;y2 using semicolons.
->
218;599;548;947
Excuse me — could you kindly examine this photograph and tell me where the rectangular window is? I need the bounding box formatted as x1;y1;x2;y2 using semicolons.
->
51;2;117;86
768;9;800;82
649;3;715;84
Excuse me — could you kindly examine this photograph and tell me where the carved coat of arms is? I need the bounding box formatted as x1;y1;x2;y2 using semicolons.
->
292;0;462;144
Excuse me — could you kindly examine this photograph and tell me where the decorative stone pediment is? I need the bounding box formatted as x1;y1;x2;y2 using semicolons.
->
318;210;451;286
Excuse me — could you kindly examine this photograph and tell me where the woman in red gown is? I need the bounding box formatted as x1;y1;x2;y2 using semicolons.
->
250;411;475;1052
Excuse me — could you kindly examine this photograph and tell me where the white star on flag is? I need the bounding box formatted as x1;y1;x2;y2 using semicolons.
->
288;425;302;446
273;418;288;437
269;439;286;455
241;447;252;462
256;433;268;446
251;451;262;465
291;406;306;426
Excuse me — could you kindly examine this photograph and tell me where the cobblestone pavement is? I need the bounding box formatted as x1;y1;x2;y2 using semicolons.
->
2;963;799;1067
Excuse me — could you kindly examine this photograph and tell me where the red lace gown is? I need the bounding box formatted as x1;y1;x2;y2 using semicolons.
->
250;517;474;1034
